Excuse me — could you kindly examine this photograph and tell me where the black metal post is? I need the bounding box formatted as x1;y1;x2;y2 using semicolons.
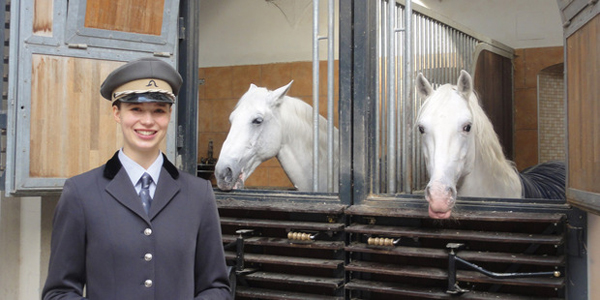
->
177;0;200;175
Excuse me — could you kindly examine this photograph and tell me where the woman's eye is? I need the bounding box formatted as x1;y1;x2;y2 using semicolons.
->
418;125;425;134
463;124;472;132
252;117;263;125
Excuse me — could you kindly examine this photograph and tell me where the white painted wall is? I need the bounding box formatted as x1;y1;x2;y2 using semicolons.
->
415;0;564;49
199;0;338;67
198;0;563;68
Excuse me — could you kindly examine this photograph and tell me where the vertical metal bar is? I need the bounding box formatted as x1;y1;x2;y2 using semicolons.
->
402;0;412;193
312;0;320;192
374;1;382;194
386;0;396;193
326;0;335;192
177;0;200;175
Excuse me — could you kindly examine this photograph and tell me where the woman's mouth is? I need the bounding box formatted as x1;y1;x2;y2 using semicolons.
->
136;130;157;136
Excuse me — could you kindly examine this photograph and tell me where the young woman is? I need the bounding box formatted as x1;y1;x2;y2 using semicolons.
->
42;57;232;299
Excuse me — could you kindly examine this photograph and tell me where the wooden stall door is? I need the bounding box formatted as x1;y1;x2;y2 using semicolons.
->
7;0;180;195
474;50;514;160
566;14;599;212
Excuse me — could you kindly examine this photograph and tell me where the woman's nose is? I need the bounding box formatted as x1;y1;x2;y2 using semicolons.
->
140;111;154;124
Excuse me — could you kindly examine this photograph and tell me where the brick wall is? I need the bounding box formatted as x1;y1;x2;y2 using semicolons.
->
513;46;564;170
198;61;338;189
538;66;565;163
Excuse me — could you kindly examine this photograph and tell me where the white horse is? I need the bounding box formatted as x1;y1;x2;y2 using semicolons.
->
215;81;339;192
416;70;565;219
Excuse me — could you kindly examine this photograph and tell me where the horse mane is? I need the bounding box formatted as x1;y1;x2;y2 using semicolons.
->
465;89;519;185
279;95;332;147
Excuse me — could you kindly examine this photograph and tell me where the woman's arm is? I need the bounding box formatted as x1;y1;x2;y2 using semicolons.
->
42;179;88;300
194;180;232;300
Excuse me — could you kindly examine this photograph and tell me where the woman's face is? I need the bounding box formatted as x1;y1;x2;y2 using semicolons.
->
113;102;172;156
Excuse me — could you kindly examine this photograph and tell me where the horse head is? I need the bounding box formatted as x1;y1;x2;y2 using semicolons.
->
416;70;476;219
215;81;293;191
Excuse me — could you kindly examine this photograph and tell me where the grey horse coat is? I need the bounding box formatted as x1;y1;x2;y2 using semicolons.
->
43;151;231;300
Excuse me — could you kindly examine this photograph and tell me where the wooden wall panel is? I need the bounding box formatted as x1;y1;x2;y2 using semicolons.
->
474;50;514;160
567;15;599;195
29;55;166;178
34;0;53;37
84;0;165;35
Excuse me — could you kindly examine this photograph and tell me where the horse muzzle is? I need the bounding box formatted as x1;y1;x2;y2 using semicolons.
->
425;181;457;219
215;164;245;191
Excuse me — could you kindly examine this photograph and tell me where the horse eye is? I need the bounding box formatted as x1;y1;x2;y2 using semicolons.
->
252;117;263;125
463;124;472;132
418;125;425;134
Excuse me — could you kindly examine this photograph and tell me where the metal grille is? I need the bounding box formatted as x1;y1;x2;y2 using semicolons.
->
374;0;480;194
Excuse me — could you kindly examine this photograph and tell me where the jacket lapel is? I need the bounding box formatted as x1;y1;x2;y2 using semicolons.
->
105;168;149;220
103;151;181;221
148;168;181;220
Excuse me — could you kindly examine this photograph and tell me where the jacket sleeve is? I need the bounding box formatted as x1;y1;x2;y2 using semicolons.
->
42;179;88;300
194;180;232;300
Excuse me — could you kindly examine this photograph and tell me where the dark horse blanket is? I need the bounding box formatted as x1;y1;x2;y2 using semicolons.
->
519;161;566;199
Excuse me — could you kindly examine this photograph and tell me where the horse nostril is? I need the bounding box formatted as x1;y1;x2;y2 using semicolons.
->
223;167;233;182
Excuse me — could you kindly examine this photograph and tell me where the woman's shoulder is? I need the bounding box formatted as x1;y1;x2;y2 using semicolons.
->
65;164;108;187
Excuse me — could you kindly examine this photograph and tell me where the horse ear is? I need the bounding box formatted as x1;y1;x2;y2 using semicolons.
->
268;80;294;107
457;70;473;99
416;73;433;98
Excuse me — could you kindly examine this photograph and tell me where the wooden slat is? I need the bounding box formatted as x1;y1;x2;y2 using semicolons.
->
33;0;52;36
345;279;562;300
345;243;565;266
346;205;567;223
225;252;343;269
217;198;346;214
222;235;345;250
567;15;600;194
236;286;342;300
29;56;132;178
243;271;343;288
220;217;345;232
346;224;564;245
346;261;563;288
84;0;164;35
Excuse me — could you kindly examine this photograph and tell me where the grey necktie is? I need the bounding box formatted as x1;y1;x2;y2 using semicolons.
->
139;172;152;214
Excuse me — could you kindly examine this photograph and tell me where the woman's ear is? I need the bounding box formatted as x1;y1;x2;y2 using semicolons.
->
112;105;121;123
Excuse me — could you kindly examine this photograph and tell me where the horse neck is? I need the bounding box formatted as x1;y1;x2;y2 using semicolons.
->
276;96;336;191
460;97;521;198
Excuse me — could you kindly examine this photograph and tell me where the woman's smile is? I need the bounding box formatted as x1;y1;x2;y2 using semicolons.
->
113;101;172;156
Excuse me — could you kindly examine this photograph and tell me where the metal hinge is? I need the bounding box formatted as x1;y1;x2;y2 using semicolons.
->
177;125;184;149
0;112;6;191
67;43;88;49
178;17;185;40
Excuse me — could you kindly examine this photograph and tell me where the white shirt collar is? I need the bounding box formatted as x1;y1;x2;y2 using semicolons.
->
118;149;163;187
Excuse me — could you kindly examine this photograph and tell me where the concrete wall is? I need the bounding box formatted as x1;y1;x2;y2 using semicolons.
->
0;196;56;299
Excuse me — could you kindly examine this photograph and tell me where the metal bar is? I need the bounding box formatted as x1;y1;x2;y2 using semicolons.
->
402;0;412;193
386;0;396;193
312;0;320;192
373;1;382;194
326;0;335;193
177;0;199;175
456;256;560;279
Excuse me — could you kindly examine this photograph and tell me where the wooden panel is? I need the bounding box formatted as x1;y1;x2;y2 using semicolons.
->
474;50;514;160
34;0;53;36
84;0;164;35
29;55;165;178
567;15;599;195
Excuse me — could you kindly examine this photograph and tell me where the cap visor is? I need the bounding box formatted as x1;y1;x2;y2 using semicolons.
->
117;92;174;104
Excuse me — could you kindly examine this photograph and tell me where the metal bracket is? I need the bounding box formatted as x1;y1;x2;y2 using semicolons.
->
446;243;561;295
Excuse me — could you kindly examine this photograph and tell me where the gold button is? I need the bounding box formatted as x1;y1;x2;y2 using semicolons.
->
144;253;153;261
144;279;153;287
144;228;152;236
